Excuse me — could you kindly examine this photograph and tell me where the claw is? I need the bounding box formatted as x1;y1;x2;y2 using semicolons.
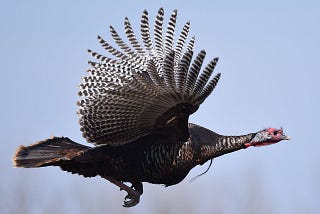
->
100;176;143;207
123;193;140;207
122;182;143;207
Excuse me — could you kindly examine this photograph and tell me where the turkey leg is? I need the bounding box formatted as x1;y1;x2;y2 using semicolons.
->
101;176;143;207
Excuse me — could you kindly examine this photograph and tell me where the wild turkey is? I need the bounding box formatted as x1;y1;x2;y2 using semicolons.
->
13;8;290;207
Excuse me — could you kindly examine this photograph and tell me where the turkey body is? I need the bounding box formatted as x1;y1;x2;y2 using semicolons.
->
54;123;253;186
62;134;193;186
58;124;220;186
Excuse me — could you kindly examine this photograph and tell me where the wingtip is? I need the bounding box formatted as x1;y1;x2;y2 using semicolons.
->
124;17;129;23
158;7;164;14
88;61;95;66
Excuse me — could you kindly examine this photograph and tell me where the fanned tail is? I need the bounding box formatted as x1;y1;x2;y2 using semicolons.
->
13;137;90;168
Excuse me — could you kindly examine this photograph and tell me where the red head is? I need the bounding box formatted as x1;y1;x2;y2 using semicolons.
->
244;128;290;148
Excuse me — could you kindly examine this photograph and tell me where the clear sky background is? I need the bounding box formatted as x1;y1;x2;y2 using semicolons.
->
1;0;319;213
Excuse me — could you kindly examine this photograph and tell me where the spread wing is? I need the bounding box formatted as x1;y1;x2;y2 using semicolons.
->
78;8;221;146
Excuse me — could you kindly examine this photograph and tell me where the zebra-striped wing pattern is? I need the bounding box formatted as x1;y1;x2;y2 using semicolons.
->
78;8;221;146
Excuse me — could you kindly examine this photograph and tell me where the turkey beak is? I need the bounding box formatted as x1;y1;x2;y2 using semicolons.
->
281;134;290;140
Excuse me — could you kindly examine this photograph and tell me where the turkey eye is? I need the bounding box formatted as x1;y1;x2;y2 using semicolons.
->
273;130;278;135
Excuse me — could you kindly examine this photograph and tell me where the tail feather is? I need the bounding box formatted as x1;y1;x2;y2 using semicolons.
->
13;137;90;168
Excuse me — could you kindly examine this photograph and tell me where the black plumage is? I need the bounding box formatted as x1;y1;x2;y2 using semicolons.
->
13;8;290;207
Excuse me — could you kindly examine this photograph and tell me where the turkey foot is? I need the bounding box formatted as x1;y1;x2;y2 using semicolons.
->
101;176;143;207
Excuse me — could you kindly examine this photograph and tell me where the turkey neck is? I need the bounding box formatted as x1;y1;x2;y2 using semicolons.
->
188;123;255;164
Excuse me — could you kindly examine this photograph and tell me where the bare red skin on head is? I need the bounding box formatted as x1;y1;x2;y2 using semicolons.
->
266;127;285;141
244;143;251;148
244;128;287;148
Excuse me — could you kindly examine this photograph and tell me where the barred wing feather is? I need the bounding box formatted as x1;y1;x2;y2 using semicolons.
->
78;8;221;146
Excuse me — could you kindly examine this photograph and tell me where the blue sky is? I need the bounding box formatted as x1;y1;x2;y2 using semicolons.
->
1;1;320;213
